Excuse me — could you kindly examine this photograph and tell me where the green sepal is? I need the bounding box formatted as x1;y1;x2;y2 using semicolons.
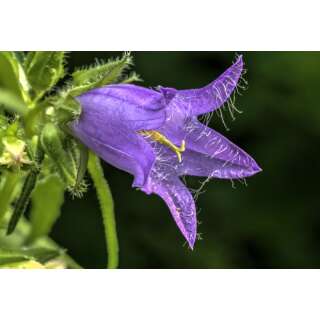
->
53;95;82;124
24;51;66;102
29;174;65;242
40;123;78;190
63;138;88;198
121;71;142;84
68;52;133;97
76;142;89;189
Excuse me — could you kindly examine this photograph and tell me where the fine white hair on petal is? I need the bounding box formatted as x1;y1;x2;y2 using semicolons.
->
200;54;248;131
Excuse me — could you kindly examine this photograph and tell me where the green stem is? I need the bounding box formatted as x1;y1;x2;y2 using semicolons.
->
88;152;119;269
0;171;21;223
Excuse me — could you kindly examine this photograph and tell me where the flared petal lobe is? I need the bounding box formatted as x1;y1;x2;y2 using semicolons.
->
71;85;167;187
159;56;244;116
143;171;197;249
156;114;261;179
179;119;261;179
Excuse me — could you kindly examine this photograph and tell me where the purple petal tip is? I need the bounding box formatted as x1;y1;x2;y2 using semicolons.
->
251;159;263;175
185;232;196;250
188;239;195;250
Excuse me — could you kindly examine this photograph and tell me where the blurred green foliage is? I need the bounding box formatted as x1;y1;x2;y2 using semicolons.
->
34;52;320;268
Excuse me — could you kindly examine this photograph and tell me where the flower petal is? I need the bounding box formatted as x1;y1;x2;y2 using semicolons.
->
71;85;169;187
72;117;156;187
143;171;197;249
158;118;261;179
95;84;164;110
160;56;243;116
76;84;166;131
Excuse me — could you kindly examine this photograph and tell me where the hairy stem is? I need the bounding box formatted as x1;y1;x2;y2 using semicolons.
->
88;152;119;269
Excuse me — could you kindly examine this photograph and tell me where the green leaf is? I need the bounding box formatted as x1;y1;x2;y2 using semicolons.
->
0;213;81;268
0;260;45;268
6;168;38;235
0;88;27;115
29;174;64;242
0;52;31;105
20;247;62;264
0;248;33;265
69;52;133;96
23;52;36;68
0;247;61;268
6;145;44;235
24;51;66;101
0;171;22;223
13;52;26;64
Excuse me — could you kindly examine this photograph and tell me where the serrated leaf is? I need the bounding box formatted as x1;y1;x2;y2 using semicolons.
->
69;52;132;96
24;51;66;101
0;52;31;105
29;174;65;242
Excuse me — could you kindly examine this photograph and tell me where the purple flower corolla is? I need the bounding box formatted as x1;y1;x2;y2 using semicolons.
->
71;56;261;249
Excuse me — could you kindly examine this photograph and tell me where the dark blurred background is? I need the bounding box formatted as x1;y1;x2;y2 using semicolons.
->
51;52;320;268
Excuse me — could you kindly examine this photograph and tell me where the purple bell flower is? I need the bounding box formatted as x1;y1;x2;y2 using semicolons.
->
71;56;261;249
